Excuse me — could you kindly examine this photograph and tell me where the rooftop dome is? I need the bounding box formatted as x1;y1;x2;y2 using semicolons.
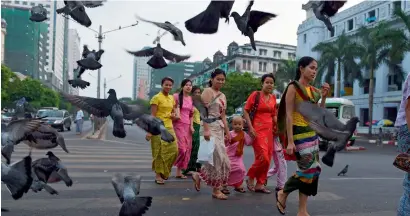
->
203;57;212;63
214;50;224;56
228;41;238;47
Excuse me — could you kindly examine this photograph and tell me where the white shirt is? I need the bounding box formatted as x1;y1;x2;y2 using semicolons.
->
76;110;84;120
395;73;410;127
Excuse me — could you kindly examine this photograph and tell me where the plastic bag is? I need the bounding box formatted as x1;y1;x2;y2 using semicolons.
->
197;136;215;166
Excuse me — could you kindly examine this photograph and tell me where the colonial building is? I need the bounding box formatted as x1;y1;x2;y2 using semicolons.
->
296;0;410;126
189;41;297;87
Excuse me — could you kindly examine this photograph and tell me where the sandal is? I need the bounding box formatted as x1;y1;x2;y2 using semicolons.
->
255;187;271;194
160;174;168;180
264;179;268;186
191;174;201;192
155;179;164;185
221;188;230;194
275;190;286;215
246;179;255;192
212;193;228;200
176;175;187;179
234;187;246;193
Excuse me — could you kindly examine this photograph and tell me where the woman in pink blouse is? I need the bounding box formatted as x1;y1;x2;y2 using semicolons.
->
173;79;194;178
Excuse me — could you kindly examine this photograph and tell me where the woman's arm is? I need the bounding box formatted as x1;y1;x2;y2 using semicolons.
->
243;91;256;131
221;108;229;135
285;85;296;144
151;104;158;117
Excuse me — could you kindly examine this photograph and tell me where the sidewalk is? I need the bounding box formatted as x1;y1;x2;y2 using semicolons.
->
355;135;397;146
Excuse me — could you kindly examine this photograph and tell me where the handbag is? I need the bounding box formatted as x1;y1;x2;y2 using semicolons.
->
197;136;215;166
393;149;410;173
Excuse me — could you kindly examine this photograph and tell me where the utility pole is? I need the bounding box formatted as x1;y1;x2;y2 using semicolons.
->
103;75;122;99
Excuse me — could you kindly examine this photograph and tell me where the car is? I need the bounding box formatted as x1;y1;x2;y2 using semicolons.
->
124;119;133;126
38;109;72;132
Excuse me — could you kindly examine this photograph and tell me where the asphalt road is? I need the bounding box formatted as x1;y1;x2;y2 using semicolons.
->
2;121;405;216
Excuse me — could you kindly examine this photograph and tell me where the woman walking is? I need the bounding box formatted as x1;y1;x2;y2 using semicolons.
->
276;56;330;216
146;77;178;185
243;73;277;194
183;86;202;176
395;72;410;216
192;69;231;200
173;79;194;179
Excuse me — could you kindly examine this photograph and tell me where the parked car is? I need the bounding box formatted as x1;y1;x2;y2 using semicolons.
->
38;109;72;132
124;119;133;126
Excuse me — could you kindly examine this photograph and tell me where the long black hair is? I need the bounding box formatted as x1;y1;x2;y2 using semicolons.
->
191;85;200;94
295;56;316;81
208;68;226;87
178;79;192;109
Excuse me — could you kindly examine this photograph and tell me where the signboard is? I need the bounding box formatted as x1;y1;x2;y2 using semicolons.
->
366;16;376;22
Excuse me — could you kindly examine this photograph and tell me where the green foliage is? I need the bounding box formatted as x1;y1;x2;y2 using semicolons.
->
222;72;261;115
275;59;297;92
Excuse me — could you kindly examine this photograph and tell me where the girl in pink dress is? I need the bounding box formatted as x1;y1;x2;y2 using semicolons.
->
221;116;253;194
266;136;287;191
173;79;194;178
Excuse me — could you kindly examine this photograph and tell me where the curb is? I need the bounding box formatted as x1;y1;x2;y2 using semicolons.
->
86;121;107;140
368;140;398;146
345;146;366;151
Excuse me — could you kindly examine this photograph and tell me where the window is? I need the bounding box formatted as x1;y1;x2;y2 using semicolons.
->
288;53;295;60
22;1;27;5
259;49;267;56
367;10;376;23
363;78;376;94
273;63;277;72
242;60;247;70
259;62;263;71
393;1;402;11
30;2;35;6
274;51;282;58
326;107;340;118
303;34;307;44
247;60;251;70
347;19;354;31
330;28;335;37
263;62;267;72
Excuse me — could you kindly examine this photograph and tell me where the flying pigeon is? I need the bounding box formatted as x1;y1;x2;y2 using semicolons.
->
77;45;105;70
61;89;146;138
312;0;347;35
134;114;175;143
75;65;87;78
29;4;48;22
135;14;186;46
337;165;349;176
24;124;70;153
1;119;44;164
56;1;92;27
296;101;359;167
185;0;236;34
30;151;73;195
82;0;105;8
126;43;190;69
111;173;153;216
1;155;33;200
68;78;90;90
230;0;276;51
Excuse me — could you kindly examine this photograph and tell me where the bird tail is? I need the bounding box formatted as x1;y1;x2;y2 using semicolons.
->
113;121;126;138
56;6;68;14
4;156;33;200
160;125;175;143
77;58;102;70
185;8;220;34
57;135;69;153
248;28;256;51
119;197;152;216
2;144;14;165
43;183;59;195
147;56;167;69
322;146;336;167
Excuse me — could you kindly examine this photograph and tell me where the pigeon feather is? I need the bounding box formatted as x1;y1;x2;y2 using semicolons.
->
1;156;33;200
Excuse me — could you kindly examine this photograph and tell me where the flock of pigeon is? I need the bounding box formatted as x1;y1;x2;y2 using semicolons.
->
2;1;349;215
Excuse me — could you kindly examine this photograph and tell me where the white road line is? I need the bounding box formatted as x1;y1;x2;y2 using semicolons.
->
328;177;403;180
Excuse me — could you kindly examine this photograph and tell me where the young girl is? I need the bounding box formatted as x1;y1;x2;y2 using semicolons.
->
221;116;253;194
266;135;287;192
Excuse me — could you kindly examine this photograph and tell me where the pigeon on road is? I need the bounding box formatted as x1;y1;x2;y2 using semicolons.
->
77;45;105;70
134;114;175;143
185;0;236;34
56;1;92;27
1;155;33;200
312;0;347;35
1;118;44;164
338;165;349;176
24;124;70;153
126;43;190;69
135;14;186;46
111;173;153;216
230;0;276;51
29;4;48;22
61;89;145;138
296;101;359;167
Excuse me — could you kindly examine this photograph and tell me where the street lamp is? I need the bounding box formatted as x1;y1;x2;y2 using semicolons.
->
103;75;122;99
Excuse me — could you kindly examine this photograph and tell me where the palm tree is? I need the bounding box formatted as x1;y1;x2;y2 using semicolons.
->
275;59;297;92
355;21;408;135
312;32;363;97
394;8;410;38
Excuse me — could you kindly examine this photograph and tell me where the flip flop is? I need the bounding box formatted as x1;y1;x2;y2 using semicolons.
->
221;188;230;194
191;174;200;192
255;188;271;194
275;190;286;215
176;175;187;179
246;179;255;192
160;174;168;180
155;179;164;185
234;187;246;193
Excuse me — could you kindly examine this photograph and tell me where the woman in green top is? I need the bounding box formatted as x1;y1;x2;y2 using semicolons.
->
183;86;202;175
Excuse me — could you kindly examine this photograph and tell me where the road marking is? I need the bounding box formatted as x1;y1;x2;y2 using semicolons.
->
101;139;149;145
315;211;397;216
328;177;403;180
10;154;152;159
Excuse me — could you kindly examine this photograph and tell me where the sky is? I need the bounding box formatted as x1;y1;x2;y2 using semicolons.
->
71;0;364;99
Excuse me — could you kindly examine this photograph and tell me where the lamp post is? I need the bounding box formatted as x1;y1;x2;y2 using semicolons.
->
103;75;122;99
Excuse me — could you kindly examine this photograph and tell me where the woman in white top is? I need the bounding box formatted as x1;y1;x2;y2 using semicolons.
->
395;73;410;216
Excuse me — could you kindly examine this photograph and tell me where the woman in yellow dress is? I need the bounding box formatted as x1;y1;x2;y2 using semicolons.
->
146;77;178;185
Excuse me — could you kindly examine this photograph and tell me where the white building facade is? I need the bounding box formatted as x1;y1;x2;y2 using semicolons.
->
1;19;6;63
296;0;410;127
132;46;152;100
2;0;66;91
67;29;80;95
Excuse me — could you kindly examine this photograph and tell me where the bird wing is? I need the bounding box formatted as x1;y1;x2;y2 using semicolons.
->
192;95;208;119
111;173;125;203
119;102;145;120
32;158;57;182
76;66;86;78
162;48;190;62
69;5;92;28
6;119;44;143
82;1;103;8
68;79;90;89
241;0;254;21
95;50;104;61
308;120;349;141
135;14;173;32
126;48;155;57
1;123;7;133
130;174;142;195
247;11;276;33
60;92;110;117
297;101;346;130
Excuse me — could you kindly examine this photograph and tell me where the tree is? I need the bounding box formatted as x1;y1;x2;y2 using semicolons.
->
275;59;297;92
1;65;19;107
222;72;260;114
355;22;408;135
41;87;60;107
312;31;363;97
